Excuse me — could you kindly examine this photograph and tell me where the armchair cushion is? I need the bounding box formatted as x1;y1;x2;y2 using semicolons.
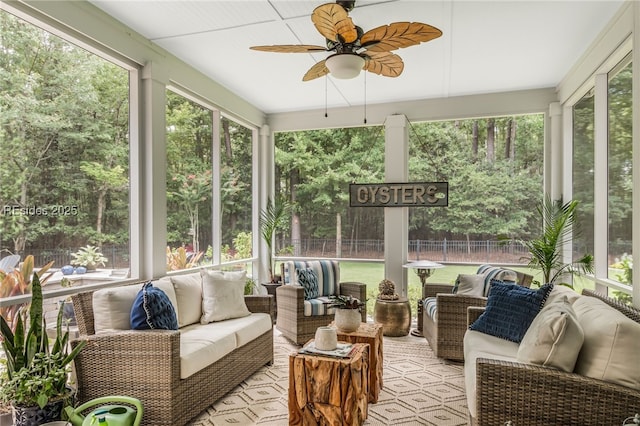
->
297;268;319;300
130;282;179;330
469;281;553;343
304;296;336;316
476;264;518;296
516;296;584;372
283;260;340;297
200;269;251;323
423;297;438;320
452;274;485;296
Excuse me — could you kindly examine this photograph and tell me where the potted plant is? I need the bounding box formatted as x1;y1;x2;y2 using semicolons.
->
328;295;365;333
70;245;107;271
259;196;290;283
0;273;86;426
519;196;594;286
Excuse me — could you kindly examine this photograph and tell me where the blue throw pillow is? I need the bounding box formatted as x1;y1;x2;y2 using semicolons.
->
469;280;553;343
297;268;319;300
130;282;178;330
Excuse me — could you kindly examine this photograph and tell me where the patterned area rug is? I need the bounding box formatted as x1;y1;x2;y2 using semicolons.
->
189;328;468;426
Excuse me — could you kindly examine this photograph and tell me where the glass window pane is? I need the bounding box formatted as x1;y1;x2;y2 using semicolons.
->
220;117;253;263
0;10;131;326
608;59;632;291
572;91;595;286
166;91;212;270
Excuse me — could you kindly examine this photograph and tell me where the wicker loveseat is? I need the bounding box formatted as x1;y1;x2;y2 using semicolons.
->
70;270;274;426
276;260;366;345
464;288;640;425
422;265;533;361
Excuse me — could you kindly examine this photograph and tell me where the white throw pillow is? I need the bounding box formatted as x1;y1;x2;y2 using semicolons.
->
573;296;640;389
455;274;485;297
516;296;584;372
170;272;203;327
200;269;250;323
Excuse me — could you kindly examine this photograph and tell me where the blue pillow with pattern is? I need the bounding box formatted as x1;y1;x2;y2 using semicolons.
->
469;280;553;343
297;268;319;300
130;282;178;330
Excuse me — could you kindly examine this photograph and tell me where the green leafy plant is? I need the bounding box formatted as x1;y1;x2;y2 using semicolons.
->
519;196;594;286
611;253;633;304
259;196;290;283
0;273;86;409
70;245;108;269
166;246;203;271
244;278;257;295
0;255;54;327
328;295;365;312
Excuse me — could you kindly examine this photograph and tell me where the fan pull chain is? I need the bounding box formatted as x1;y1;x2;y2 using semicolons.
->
363;72;367;124
324;75;328;118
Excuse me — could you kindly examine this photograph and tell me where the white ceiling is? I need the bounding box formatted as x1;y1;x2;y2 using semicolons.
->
89;0;624;115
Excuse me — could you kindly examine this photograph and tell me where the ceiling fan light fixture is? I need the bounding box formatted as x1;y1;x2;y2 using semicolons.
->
325;53;365;79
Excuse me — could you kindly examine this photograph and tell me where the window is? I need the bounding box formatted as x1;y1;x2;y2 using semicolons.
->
608;59;632;290
166;91;213;270
219;117;253;264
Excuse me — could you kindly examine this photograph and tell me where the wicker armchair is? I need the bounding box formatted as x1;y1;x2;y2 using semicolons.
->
276;260;367;345
70;289;274;426
469;289;640;425
422;269;532;361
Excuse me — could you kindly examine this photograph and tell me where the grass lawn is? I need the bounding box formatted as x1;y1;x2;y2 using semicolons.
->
336;261;594;317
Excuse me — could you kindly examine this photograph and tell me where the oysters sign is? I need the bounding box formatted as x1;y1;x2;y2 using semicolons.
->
349;182;448;207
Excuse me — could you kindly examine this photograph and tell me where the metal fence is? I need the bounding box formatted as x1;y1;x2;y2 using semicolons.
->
278;238;531;264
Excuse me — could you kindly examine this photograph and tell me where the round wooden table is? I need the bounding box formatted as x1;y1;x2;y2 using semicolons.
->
373;297;411;336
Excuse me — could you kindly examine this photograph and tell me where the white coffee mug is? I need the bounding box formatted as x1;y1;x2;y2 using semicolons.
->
315;326;338;351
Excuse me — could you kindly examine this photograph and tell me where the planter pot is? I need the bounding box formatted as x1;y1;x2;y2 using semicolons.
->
12;398;65;426
334;308;361;333
314;326;338;350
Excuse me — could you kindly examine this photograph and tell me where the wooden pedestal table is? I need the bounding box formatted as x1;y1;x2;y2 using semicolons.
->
330;322;383;403
288;343;369;426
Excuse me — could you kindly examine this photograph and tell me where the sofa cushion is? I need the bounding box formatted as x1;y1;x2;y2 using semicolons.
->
283;260;340;297
130;282;179;330
544;284;581;306
201;269;251;323
516;296;584;372
573;295;640;390
170;272;203;327
464;329;520;418
93;277;178;333
452;274;485;296
297;268;319;300
469;281;553;343
179;312;272;379
423;297;438;321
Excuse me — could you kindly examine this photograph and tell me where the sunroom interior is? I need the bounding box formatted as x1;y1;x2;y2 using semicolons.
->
1;0;639;424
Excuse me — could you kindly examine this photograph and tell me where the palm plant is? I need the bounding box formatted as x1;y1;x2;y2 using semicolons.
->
259;196;290;283
520;196;594;286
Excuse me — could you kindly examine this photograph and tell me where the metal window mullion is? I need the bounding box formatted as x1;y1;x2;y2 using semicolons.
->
593;73;609;293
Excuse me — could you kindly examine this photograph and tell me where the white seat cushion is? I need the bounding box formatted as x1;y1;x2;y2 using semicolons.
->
303;296;336;316
179;313;272;379
463;329;519;418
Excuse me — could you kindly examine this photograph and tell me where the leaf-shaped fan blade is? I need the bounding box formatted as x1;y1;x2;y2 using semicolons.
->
361;22;442;53
302;60;330;81
250;45;328;53
312;3;358;44
364;52;404;77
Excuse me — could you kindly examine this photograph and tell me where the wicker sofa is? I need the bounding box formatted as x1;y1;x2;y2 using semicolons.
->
276;260;367;345
422;265;533;361
464;287;640;425
70;271;274;426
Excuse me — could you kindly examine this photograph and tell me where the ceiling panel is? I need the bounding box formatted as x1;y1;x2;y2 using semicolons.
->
89;0;625;114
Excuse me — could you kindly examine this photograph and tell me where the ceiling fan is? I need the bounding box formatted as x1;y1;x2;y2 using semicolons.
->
250;1;442;81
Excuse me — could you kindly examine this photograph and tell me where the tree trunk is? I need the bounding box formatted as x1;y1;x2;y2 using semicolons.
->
96;189;106;249
486;118;495;162
336;212;342;257
509;118;517;160
472;121;479;161
222;119;233;161
290;168;301;256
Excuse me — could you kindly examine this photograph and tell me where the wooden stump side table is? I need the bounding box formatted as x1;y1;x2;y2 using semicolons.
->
330;322;383;403
288;343;369;426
